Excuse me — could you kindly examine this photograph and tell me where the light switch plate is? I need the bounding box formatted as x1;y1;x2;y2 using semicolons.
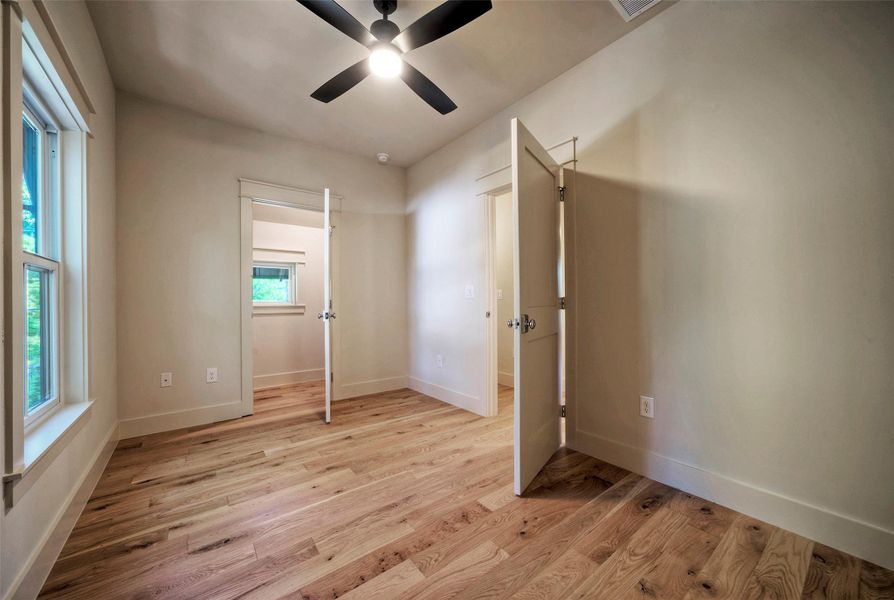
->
436;354;444;368
206;367;218;383
161;372;173;388
497;289;503;300
464;284;475;299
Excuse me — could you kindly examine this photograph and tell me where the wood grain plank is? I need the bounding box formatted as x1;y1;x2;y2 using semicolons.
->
741;528;813;600
337;559;425;600
35;382;892;600
801;543;861;600
683;514;775;600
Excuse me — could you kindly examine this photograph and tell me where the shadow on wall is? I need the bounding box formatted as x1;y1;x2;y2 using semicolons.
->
572;145;734;475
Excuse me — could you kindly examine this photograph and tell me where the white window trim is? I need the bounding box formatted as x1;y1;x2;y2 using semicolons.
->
3;8;91;505
252;260;306;314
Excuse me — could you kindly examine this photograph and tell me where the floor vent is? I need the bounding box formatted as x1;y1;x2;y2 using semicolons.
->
611;0;661;22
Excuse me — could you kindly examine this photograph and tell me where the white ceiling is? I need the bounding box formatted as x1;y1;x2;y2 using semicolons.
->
87;0;666;166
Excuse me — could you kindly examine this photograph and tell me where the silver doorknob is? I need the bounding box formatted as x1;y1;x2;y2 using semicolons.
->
521;314;535;333
329;313;336;319
507;318;519;329
317;312;324;319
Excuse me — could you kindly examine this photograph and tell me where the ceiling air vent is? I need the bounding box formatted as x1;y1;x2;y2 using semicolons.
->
610;0;661;22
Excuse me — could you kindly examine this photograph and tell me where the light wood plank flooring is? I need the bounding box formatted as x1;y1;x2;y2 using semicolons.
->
40;383;893;599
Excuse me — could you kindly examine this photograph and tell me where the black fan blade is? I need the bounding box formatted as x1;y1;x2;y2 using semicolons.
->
393;1;492;53
400;62;457;114
297;0;376;47
311;59;370;102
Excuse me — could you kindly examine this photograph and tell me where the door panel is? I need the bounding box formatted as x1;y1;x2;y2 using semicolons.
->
512;118;561;495
323;188;333;423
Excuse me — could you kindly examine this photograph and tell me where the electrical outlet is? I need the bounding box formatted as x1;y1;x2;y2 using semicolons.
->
436;354;444;368
160;372;173;388
206;367;218;383
640;396;654;419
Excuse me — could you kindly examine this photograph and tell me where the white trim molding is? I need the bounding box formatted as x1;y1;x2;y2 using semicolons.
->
254;368;325;390
119;401;243;440
335;376;408;401
570;429;894;571
497;371;514;388
408;377;484;416
6;420;118;600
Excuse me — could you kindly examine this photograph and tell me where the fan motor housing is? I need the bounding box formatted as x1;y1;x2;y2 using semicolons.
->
373;0;397;17
371;19;400;42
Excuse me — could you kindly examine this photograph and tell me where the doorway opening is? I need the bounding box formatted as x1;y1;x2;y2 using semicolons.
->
482;119;575;496
493;188;516;406
250;202;325;393
240;179;338;423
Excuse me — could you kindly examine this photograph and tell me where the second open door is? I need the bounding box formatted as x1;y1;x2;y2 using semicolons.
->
322;188;334;423
511;118;563;495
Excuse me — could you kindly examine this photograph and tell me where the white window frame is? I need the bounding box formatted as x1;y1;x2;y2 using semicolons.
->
252;260;298;307
21;90;62;429
3;2;93;508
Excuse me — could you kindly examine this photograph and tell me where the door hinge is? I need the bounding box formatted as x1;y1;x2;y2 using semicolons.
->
558;186;566;202
559;297;566;310
331;371;334;382
561;405;566;418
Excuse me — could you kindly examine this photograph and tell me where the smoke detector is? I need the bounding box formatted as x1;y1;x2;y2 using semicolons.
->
610;0;660;22
376;152;390;164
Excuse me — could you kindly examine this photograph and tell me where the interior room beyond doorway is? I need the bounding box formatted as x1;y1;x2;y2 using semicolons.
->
251;203;326;391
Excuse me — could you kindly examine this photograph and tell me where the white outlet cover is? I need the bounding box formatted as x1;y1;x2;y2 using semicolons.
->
436;354;444;368
496;289;503;300
464;284;475;299
161;372;173;388
640;395;654;418
206;367;218;383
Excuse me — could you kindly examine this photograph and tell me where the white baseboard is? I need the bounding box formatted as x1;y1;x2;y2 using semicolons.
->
335;376;408;401
570;429;894;571
9;421;119;600
119;401;243;439
408;377;484;416
497;371;514;387
253;368;324;390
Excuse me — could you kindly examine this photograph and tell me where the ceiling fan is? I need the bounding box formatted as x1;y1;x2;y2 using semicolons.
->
297;0;492;114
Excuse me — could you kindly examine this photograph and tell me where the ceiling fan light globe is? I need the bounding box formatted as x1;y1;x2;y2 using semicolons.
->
369;46;402;78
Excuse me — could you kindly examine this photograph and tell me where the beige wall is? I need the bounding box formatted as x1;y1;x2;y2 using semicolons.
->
116;93;407;437
494;192;514;385
406;1;894;568
252;220;325;387
1;2;118;598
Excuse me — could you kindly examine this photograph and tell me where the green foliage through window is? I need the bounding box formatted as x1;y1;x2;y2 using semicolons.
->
253;265;292;303
25;266;50;412
22;113;39;254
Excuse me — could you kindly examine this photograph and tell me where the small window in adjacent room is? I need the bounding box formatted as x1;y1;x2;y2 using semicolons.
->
252;262;297;305
22;95;60;424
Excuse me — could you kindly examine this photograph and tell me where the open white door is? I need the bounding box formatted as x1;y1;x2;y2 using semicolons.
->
511;118;562;495
322;188;334;423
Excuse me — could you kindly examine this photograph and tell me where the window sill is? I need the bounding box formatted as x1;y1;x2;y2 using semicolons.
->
253;304;307;316
22;400;92;477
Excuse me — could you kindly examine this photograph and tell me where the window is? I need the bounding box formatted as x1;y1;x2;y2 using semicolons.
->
252;262;297;305
22;96;60;424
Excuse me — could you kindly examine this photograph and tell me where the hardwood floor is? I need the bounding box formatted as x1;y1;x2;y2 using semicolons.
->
40;382;892;599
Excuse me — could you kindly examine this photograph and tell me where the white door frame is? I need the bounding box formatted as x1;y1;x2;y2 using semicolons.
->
477;164;513;418
239;178;342;416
